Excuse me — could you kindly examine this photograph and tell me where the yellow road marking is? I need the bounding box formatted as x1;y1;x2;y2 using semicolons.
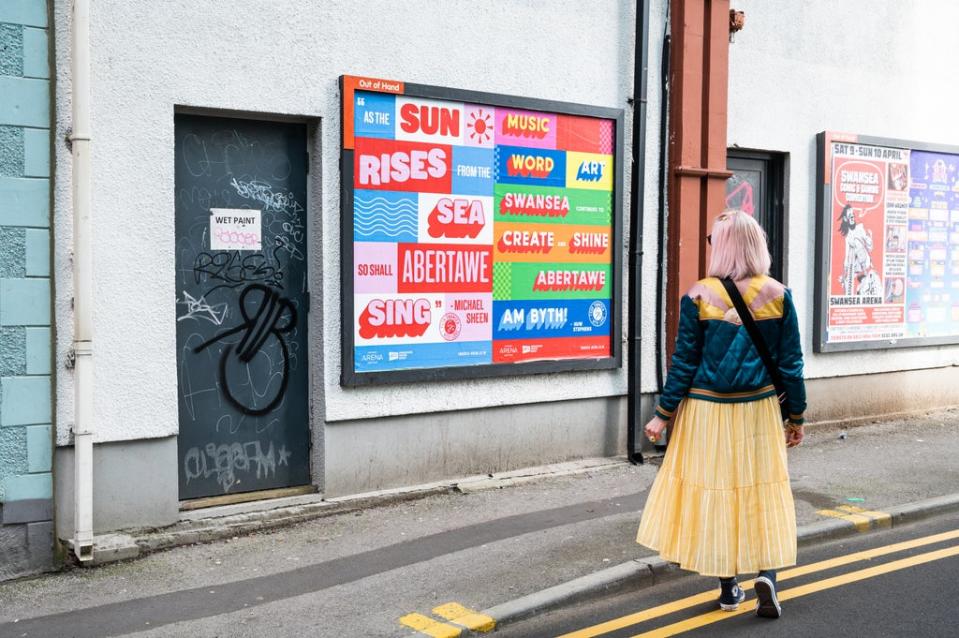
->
816;508;874;531
817;504;893;532
838;504;892;527
557;527;959;638
398;612;462;638
432;602;496;633
630;543;959;637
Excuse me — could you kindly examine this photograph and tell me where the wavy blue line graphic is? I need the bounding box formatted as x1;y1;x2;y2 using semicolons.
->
354;216;417;228
355;225;418;235
354;219;417;228
355;213;416;222
354;190;418;243
355;206;417;213
354;213;417;221
354;212;417;222
355;225;418;234
355;207;417;215
355;197;417;208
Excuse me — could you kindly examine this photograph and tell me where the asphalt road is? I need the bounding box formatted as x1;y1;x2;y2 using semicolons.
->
500;512;959;638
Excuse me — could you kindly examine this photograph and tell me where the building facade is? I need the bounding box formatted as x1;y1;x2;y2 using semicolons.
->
49;0;663;548
0;0;957;571
724;0;959;417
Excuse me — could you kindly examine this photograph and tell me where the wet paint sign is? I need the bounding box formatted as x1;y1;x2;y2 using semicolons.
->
209;208;262;251
341;75;622;384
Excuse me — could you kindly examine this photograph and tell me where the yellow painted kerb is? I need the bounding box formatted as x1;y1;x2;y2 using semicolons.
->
398;612;462;638
433;602;497;633
838;504;892;527
817;505;891;532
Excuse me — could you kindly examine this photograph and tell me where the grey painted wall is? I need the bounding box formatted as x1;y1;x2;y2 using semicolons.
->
54;437;179;537
324;396;629;497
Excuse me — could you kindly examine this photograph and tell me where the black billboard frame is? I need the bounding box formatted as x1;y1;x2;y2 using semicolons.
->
814;130;959;353
340;76;625;387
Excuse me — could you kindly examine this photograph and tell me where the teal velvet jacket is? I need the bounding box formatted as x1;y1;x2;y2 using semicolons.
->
655;275;807;425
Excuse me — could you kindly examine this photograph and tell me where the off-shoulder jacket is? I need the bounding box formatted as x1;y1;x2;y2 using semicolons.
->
654;275;807;426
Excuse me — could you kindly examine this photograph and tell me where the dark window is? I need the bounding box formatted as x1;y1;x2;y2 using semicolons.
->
725;150;786;281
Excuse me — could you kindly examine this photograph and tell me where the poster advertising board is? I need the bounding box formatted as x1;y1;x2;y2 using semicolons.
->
340;76;623;385
815;131;959;352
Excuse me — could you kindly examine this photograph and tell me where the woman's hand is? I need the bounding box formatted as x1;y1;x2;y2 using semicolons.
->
644;415;668;442
785;424;804;448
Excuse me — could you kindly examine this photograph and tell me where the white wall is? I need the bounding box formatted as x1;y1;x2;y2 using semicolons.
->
727;0;959;380
53;0;669;444
639;0;668;393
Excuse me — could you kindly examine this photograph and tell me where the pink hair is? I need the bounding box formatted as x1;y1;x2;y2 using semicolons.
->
706;209;771;280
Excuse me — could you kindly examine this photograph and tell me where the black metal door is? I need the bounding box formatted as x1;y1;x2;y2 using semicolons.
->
726;151;785;281
174;114;310;499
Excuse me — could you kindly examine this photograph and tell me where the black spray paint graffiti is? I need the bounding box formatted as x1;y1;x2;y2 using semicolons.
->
183;440;291;493
192;284;296;416
194;250;284;289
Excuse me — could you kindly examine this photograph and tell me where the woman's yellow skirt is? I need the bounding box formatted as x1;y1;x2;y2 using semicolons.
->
636;396;797;578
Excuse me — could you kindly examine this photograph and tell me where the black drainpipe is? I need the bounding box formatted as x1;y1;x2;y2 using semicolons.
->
627;0;651;464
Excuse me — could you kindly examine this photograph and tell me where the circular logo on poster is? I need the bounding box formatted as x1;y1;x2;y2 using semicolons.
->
588;301;608;327
440;313;462;341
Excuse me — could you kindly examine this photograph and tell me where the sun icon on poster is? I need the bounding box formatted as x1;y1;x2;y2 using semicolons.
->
467;109;494;145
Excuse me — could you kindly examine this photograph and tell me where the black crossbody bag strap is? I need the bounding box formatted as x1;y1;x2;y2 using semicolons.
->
720;277;790;421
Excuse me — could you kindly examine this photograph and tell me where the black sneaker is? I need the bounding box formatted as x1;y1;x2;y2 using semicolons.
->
754;576;782;618
719;582;746;611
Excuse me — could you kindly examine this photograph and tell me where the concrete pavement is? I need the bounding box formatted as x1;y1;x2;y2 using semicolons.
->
0;407;956;637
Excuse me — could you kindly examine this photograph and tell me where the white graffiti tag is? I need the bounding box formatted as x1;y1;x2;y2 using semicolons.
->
230;178;301;215
183;440;281;493
177;291;229;326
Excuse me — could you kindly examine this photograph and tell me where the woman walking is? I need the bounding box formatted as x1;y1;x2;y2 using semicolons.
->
636;209;806;619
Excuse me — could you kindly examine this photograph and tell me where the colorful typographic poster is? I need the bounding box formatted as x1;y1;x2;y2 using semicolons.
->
821;134;959;347
344;80;617;374
905;151;959;338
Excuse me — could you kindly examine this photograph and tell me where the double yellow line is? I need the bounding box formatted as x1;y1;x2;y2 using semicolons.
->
558;528;959;638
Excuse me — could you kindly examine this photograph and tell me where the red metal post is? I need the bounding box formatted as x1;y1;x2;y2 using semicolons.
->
665;0;733;355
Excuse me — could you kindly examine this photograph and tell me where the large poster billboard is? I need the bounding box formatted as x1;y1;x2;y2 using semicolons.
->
341;76;623;385
815;131;959;352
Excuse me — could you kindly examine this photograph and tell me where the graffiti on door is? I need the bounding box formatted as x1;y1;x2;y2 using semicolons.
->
724;173;755;215
175;116;311;499
191;284;297;417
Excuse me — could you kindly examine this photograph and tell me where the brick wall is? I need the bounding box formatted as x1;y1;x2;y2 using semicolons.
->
0;0;54;580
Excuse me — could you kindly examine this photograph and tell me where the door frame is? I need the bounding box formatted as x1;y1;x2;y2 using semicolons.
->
172;106;325;504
